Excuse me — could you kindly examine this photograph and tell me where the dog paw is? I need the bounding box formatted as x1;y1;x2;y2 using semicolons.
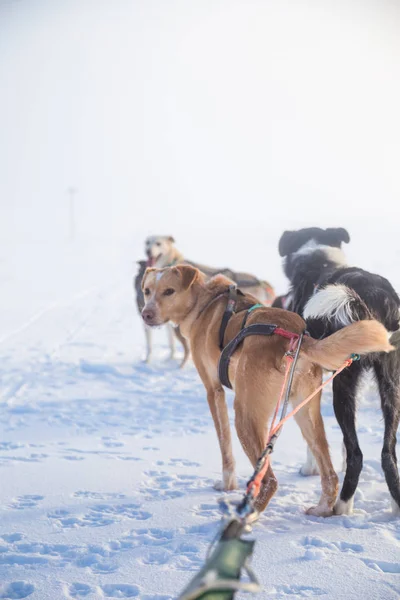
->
299;464;319;477
179;356;190;369
299;448;319;476
213;472;237;492
391;499;400;516
333;497;354;516
306;504;334;518
213;480;225;491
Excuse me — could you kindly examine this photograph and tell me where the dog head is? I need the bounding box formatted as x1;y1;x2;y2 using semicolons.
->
141;265;202;327
278;228;350;258
145;235;176;266
278;227;350;283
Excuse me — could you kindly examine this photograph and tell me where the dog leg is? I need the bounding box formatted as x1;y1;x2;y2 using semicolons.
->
293;391;338;517
341;441;347;472
179;339;190;369
253;462;278;513
191;355;236;491
332;362;363;515
374;355;400;514
174;327;191;368
166;324;176;360
234;400;278;513
300;445;319;476
206;386;237;491
144;326;153;363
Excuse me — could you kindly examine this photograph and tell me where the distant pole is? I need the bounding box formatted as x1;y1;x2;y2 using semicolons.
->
67;187;77;241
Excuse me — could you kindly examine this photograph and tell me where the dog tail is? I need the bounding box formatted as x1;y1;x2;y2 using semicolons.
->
303;284;370;326
301;320;394;371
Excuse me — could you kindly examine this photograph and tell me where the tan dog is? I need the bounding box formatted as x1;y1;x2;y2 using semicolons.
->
141;265;393;516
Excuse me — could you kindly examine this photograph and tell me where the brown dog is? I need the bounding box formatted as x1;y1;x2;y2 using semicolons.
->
141;265;393;516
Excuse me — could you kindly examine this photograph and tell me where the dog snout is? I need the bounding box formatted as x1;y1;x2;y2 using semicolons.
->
142;308;156;324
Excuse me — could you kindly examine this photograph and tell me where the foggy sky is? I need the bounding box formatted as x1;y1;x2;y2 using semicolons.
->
1;0;399;250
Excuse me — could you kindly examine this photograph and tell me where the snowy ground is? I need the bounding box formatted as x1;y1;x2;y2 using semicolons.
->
1;239;400;600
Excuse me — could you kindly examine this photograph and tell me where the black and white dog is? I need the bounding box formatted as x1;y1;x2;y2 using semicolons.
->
276;227;400;515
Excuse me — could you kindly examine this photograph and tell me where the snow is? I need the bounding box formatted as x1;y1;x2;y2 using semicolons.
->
1;237;400;600
1;0;400;598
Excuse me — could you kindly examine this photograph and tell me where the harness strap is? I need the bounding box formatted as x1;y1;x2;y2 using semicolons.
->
165;258;180;267
219;324;278;389
241;303;264;329
274;327;300;340
219;285;239;350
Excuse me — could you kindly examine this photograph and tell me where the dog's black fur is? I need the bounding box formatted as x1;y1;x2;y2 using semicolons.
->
134;260;147;313
278;227;400;513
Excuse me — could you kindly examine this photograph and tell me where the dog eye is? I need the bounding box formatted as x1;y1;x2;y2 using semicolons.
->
144;288;150;296
163;288;175;296
156;242;161;246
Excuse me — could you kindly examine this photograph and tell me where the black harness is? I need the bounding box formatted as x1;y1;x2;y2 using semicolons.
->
218;285;288;389
218;285;242;351
219;322;281;389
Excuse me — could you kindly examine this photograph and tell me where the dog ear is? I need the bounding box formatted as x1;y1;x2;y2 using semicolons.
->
278;231;295;257
173;265;199;290
325;227;350;246
168;236;175;243
336;227;350;244
141;267;156;290
278;230;315;257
